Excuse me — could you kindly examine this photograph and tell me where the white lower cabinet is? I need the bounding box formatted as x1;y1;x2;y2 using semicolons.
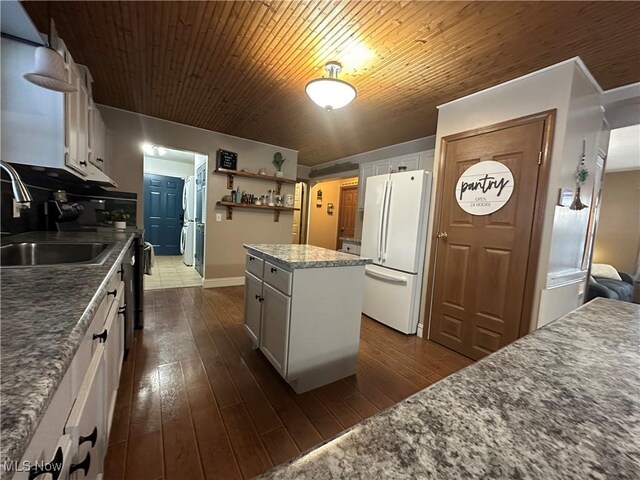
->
65;343;106;480
15;274;125;480
260;284;291;377
243;272;263;344
243;252;365;393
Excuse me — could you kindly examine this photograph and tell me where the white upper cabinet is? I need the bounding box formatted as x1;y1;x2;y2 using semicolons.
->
1;36;115;185
357;152;430;209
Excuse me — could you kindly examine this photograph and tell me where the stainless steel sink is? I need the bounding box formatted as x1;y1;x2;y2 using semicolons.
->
0;242;117;268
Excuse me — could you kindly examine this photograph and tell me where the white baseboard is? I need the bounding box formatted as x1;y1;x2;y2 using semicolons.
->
417;323;424;338
202;276;245;288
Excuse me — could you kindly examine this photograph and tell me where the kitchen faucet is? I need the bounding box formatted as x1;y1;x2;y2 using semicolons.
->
1;160;33;206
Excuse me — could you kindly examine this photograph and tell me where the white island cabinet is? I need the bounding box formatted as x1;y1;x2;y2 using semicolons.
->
243;244;371;393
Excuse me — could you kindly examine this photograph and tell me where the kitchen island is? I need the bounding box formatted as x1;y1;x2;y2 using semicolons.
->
259;298;640;479
243;244;372;393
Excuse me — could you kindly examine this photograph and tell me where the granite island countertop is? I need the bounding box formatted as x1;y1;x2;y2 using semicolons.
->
0;231;138;477
244;244;372;269
259;298;640;479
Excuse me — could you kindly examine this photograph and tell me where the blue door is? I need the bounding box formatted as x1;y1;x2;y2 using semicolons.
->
144;173;185;255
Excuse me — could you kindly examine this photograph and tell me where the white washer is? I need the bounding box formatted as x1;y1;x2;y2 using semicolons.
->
182;221;195;266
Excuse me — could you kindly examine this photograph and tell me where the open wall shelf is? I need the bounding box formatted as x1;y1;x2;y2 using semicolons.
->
214;168;296;195
216;201;299;222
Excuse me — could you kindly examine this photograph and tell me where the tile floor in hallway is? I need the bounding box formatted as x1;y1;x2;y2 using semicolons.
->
145;255;202;290
104;286;474;480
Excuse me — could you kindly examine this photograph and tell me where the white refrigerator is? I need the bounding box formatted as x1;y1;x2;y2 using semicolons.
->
181;175;196;266
360;170;432;334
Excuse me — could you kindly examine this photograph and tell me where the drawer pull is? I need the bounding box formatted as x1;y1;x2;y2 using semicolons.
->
29;446;63;480
93;330;108;343
118;305;126;314
270;267;277;273
107;289;117;297
79;160;87;167
79;426;98;448
249;256;254;261
70;452;91;477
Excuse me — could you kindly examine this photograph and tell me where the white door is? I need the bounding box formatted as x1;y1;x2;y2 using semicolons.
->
382;170;431;274
360;173;390;264
102;297;122;441
243;273;263;345
66;343;106;480
260;283;291;377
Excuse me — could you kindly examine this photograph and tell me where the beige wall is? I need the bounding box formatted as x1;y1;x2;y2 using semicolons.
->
430;60;605;332
593;169;640;274
308;177;358;250
100;106;298;280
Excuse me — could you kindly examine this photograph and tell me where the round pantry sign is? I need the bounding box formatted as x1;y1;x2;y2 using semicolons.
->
455;160;514;215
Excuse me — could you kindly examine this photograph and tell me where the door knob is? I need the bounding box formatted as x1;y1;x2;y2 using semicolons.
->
436;232;448;239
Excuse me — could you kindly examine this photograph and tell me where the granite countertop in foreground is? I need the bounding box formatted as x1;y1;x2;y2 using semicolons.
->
0;231;137;476
244;244;372;269
260;298;640;479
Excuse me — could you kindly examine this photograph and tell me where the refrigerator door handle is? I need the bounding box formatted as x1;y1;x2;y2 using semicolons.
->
381;180;393;262
365;266;408;285
377;180;389;261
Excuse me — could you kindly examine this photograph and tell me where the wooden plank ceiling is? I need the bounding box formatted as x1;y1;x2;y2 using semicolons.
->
23;1;640;166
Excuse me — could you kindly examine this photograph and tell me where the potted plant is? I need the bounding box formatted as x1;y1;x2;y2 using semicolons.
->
103;209;130;230
273;152;285;178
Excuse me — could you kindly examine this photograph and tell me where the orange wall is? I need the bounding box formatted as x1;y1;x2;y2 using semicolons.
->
308;177;358;250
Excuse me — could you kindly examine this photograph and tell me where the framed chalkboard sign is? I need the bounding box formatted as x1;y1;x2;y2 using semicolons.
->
217;149;238;170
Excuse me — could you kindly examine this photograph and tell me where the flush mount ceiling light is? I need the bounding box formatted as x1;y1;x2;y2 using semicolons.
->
305;62;357;111
142;143;167;156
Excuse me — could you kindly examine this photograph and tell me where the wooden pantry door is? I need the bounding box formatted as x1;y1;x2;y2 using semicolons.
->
428;111;554;360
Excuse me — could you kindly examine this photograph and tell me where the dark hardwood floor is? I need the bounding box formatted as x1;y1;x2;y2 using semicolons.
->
104;286;473;480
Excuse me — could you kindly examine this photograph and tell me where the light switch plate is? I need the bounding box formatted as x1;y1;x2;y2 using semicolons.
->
216;213;222;222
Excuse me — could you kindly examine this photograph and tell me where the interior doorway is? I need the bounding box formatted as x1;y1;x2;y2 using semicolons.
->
292;181;308;244
427;111;553;360
336;185;358;250
307;176;358;250
142;144;208;290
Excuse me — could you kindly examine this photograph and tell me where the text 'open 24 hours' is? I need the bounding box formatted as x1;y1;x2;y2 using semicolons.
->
455;160;514;215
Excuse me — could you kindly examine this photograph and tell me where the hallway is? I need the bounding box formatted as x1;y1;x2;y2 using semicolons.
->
144;256;202;290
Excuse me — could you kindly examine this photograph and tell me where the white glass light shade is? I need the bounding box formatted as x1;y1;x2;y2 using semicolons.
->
305;78;356;111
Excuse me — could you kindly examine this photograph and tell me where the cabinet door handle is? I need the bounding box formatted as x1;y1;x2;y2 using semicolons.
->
69;452;91;477
93;330;107;343
270;267;277;273
79;426;98;448
118;305;126;314
29;446;63;480
258;296;264;303
255;294;260;300
79;160;87;167
117;268;124;280
249;256;254;261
